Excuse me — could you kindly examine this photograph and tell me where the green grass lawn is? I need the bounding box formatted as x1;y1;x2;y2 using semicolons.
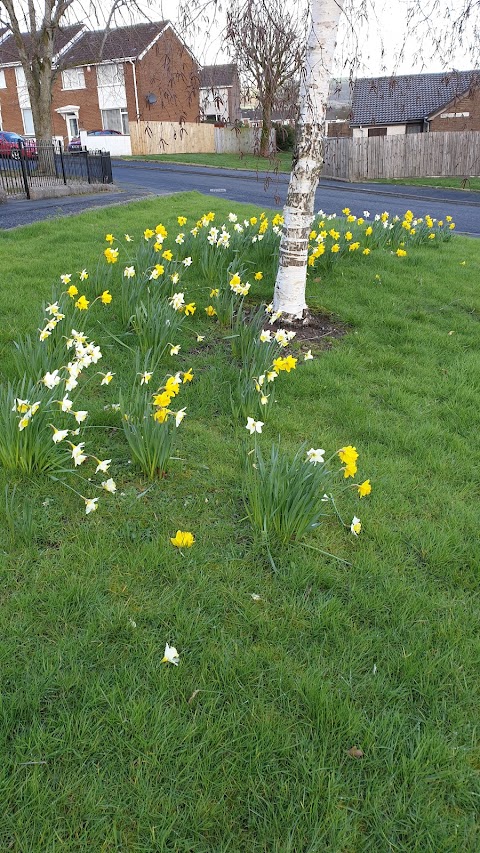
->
369;176;480;192
121;151;293;172
0;194;479;851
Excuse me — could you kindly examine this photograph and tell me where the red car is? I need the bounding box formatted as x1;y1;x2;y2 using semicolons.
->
0;131;37;159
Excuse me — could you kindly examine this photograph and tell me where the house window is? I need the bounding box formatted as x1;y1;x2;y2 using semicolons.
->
101;108;129;134
22;108;35;136
97;63;124;88
62;68;85;90
368;127;387;137
0;69;6;89
406;123;423;134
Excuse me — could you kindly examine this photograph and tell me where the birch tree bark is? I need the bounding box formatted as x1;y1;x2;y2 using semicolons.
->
273;0;345;320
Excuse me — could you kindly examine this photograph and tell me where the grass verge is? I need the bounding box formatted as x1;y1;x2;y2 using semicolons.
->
369;175;480;192
120;151;293;172
0;193;479;851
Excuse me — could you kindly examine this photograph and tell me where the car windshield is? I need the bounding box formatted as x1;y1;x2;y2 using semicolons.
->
2;132;22;141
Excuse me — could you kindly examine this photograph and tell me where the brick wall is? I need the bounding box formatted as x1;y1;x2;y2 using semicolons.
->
52;67;103;140
132;29;199;123
429;87;480;132
0;67;25;133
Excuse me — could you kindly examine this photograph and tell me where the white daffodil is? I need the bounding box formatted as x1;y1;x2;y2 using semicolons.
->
245;417;264;435
170;344;181;356
101;478;117;493
306;448;325;466
196;335;205;342
175;408;186;427
43;370;61;389
260;329;272;342
304;350;314;361
351;516;362;536
74;410;88;424
139;372;152;385
169;292;185;311
162;643;180;665
124;266;136;278
95;459;111;474
100;372;115;385
59;395;73;412
51;427;69;443
84;497;98;514
182;256;192;267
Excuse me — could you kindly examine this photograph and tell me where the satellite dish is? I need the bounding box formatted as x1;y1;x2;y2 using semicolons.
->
146;93;157;105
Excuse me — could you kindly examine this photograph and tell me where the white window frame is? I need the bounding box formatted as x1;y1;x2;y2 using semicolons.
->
0;69;6;89
61;67;85;90
101;107;128;134
97;63;124;88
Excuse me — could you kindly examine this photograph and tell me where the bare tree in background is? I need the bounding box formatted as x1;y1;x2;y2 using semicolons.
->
0;0;137;143
224;0;306;156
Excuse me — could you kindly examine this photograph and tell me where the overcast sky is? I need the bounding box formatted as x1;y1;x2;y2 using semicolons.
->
141;0;477;77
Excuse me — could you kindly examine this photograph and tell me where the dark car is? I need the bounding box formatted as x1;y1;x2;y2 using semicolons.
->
68;129;123;151
0;131;37;159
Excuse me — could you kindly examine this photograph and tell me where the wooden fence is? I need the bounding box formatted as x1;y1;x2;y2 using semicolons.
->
323;131;480;181
129;122;275;156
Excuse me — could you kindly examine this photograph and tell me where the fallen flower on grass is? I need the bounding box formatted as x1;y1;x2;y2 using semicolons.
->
162;643;180;665
170;530;195;548
84;497;98;514
351;516;362;536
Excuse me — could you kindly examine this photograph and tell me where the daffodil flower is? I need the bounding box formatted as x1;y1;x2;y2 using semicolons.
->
170;344;181;356
175;408;186;427
95;459;111;474
100;372;115;385
170;530;195;548
162;643;180;665
351;516;362;536
306;448;325;466
101;478;117;493
73;410;88;424
84;497;99;514
51;426;69;443
139;372;152;385
304;350;314;361
245;417;264;435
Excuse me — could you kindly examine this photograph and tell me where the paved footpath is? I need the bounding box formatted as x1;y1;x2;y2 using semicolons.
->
1;160;479;236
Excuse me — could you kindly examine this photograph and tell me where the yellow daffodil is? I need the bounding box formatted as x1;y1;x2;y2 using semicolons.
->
210;288;219;297
184;302;196;316
182;368;194;383
153;407;168;423
177;216;187;226
75;295;89;311
170;531;194;548
104;248;119;264
144;228;154;240
155;223;167;237
205;305;217;317
101;290;112;304
338;445;359;465
105;233;115;244
396;248;407;257
254;271;263;280
67;284;78;298
358;480;372;497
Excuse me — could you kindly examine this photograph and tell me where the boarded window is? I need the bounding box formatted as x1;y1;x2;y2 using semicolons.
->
368;127;387;137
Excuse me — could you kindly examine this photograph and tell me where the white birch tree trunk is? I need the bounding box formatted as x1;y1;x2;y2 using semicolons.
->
273;0;345;319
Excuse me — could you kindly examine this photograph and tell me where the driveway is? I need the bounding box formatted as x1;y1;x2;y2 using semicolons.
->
1;159;479;235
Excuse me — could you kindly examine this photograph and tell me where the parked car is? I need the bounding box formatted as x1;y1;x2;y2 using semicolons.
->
0;131;37;159
68;129;123;151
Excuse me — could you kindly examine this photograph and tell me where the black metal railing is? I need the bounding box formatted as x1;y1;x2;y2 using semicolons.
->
0;139;113;199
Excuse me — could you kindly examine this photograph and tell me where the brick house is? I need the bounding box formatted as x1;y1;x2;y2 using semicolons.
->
199;64;241;124
350;70;480;137
0;21;200;144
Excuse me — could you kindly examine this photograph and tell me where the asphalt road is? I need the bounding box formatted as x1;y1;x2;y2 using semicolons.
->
1;158;480;234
